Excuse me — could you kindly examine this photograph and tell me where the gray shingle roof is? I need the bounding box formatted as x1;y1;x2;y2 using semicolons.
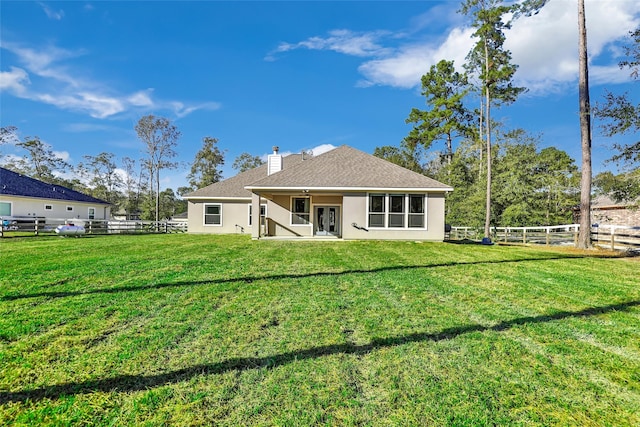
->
184;154;304;198
184;146;452;199
0;167;110;204
247;145;452;191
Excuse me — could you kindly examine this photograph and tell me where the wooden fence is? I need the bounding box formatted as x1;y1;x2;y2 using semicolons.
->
450;224;640;251
0;217;187;237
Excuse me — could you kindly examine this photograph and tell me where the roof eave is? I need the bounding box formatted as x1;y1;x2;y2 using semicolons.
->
183;196;253;201
244;185;454;192
0;193;111;205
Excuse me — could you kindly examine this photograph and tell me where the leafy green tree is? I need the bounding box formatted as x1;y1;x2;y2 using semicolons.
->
158;188;186;220
405;59;475;166
135;115;180;223
594;170;640;204
492;133;539;226
461;0;527;239
435;128;578;228
9;136;71;184
0;126;18;146
233;152;264;173
120;156;144;220
188;136;225;189
435;139;486;227
78;152;123;206
535;147;580;225
595;26;640;169
373;143;425;174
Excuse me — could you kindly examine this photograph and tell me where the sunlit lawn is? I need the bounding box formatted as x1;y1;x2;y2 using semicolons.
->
1;234;639;426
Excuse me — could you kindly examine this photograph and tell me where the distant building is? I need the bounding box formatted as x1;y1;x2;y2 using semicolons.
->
0;167;110;220
591;195;640;228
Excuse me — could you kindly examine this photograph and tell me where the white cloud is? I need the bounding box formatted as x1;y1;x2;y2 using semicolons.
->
310;144;337;156
128;90;155;107
272;0;639;94
0;154;26;167
260;143;337;161
357;27;474;88
0;66;30;94
34;92;125;119
507;0;640;94
1;41;221;119
268;29;392;61
38;2;64;20
52;150;71;162
170;101;222;119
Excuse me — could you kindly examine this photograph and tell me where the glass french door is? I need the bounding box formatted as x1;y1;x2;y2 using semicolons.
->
314;206;340;236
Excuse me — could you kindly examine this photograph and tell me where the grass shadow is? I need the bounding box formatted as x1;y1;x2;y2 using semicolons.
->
1;255;587;302
2;299;638;404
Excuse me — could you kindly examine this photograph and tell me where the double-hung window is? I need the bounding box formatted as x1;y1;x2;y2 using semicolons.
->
204;204;222;225
408;195;425;228
291;197;310;225
388;195;405;227
367;194;426;229
368;194;385;227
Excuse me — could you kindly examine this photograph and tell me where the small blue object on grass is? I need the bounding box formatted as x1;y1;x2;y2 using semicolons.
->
481;237;493;245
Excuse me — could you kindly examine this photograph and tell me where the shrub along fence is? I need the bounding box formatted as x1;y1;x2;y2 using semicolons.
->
0;217;187;237
450;224;640;251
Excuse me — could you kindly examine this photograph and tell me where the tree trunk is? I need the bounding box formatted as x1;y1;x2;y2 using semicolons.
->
484;38;492;239
156;168;160;227
478;99;483;181
577;0;592;249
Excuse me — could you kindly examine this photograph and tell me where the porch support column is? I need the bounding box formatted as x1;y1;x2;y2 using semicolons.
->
251;192;261;239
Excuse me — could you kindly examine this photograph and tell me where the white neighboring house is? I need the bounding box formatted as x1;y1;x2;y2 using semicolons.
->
0;167;111;221
185;145;453;241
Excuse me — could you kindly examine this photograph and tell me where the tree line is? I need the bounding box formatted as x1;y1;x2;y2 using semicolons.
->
374;1;638;240
0;116;263;221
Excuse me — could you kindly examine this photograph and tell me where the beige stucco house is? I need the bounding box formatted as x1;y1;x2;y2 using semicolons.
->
185;145;453;240
0;167;110;221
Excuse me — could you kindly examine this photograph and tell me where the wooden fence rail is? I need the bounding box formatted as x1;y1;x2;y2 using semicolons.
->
450;224;640;250
0;217;187;237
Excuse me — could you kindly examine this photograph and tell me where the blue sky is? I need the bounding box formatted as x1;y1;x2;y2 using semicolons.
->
1;0;639;190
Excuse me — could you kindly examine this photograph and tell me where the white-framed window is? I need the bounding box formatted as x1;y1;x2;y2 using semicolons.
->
44;204;53;211
389;194;405;228
368;194;385;227
408;195;425;228
0;201;12;216
66;206;74;212
248;204;267;226
88;207;96;220
204;204;222;226
367;193;426;229
291;197;310;225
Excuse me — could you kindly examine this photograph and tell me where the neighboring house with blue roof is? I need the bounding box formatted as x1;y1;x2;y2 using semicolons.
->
0;167;111;220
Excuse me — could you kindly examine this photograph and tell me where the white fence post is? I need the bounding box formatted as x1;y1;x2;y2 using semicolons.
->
610;226;616;251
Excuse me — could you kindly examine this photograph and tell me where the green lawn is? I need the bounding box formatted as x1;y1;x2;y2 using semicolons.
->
1;234;639;426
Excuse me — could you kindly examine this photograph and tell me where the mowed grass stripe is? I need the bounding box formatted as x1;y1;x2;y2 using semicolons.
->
1;234;639;425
